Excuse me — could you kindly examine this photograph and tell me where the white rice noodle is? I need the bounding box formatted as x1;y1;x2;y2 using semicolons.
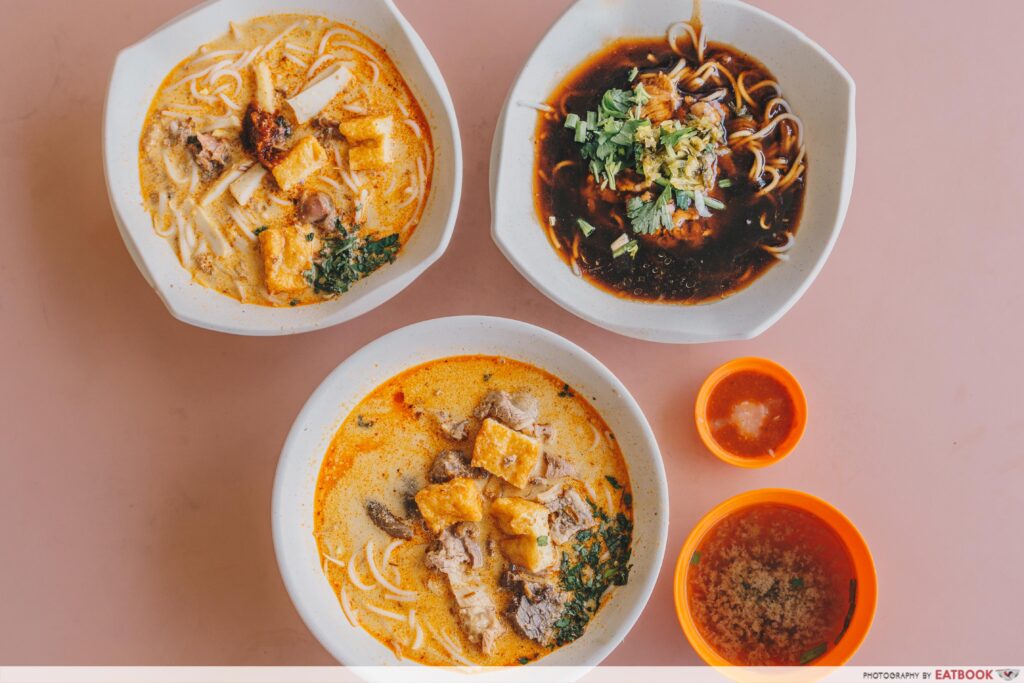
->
589;422;601;451
170;58;232;90
367;60;380;85
258;20;302;58
153;193;175;238
356;189;368;223
177;221;194;264
285;42;312;54
187;162;199;194
381;539;402;568
317;175;344;193
286;64;352;124
341;103;367;114
189;78;218;104
395;187;417;209
395;99;409;117
318;28;352;55
383;592;416;603
331;144;344;172
284;52;309;69
364;603;405;621
535;484;564;503
432;626;474;667
189;202;232;257
604;484;615;511
200;163;249;207
335;41;378;63
339;586;359;627
347;551;375;591
226;205;256;242
229;163;268;206
323;554;345;569
268;193;292;207
189;49;241;68
517;100;555;112
383;174;398;197
218;92;241;111
160;110;192;120
305;53;336;80
365;541;416;597
200;115;241;132
403;118;423;139
207;68;242;95
407;609;417;629
163;150;187;185
583;480;599;503
339;168;360;194
229;22;244;41
231;48;259;71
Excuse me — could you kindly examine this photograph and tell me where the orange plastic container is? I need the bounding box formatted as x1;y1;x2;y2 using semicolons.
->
674;489;877;667
694;357;807;468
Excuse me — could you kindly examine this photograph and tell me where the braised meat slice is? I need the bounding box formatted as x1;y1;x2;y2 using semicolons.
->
541;452;575;480
365;500;413;540
427;449;483;483
425;522;483;571
241;103;291;167
545;487;596;544
298;191;335;226
185;132;230;179
473;390;538;433
436;410;471;441
502;567;565;644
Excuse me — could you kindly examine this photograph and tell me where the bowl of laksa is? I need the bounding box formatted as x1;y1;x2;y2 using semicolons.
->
104;0;460;334
272;316;668;667
674;489;877;667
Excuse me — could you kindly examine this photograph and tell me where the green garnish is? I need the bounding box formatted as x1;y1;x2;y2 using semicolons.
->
790;577;805;589
536;535;549;547
288;299;298;306
305;232;314;241
356;415;374;428
518;657;529;665
611;238;638;258
554;507;632;646
605;475;622;490
482;373;492;382
799;643;828;665
576;218;597;237
627;66;638;81
626;182;674;235
253;226;268;235
564;113;580;129
558;383;575;397
718;178;733;188
690;551;701;566
834;579;857;645
564;86;651;190
313;232;400;294
623;492;632;508
573;120;588;143
703;195;726;210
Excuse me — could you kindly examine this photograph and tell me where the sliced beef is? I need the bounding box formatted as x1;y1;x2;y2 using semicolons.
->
546;487;596;544
298;191;335;225
185;132;230;180
425;522;483;571
436;410;471;441
503;567;564;644
428;449;482;483
541;452;575;480
241;103;291;167
473;390;539;433
399;477;422;519
168;118;196;145
312;115;342;140
365;500;413;540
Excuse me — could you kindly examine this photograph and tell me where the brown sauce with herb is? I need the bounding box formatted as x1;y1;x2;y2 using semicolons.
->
534;36;806;303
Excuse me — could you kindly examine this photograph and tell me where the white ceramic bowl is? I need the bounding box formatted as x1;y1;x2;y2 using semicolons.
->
104;0;461;336
272;316;668;668
490;0;855;344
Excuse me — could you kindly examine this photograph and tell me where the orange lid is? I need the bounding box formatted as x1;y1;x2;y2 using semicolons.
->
694;357;807;468
674;489;878;668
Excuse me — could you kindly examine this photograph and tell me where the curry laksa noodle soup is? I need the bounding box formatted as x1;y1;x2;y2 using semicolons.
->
534;17;806;303
687;503;857;666
138;15;433;306
313;356;634;665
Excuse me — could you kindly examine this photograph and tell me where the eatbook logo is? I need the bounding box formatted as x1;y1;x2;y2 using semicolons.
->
997;670;1020;682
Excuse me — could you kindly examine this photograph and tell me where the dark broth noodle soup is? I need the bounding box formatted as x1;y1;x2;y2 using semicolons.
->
533;17;806;303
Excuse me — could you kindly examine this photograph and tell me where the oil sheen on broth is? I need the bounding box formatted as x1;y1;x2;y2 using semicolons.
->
138;15;432;306
534;23;806;303
314;356;634;666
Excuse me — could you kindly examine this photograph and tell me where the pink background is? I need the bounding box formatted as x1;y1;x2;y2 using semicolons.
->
1;0;1021;666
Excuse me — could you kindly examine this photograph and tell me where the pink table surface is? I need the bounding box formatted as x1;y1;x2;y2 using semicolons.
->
1;0;1021;666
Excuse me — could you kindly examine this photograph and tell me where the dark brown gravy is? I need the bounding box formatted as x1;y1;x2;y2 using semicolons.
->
533;37;806;303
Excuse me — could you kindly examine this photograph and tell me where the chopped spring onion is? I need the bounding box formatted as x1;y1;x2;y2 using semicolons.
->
574;121;588;143
612;238;638;259
693;191;712;218
610;233;629;252
718;178;733;188
564;113;580;129
703;195;726;210
627;66;638;81
577;218;596;237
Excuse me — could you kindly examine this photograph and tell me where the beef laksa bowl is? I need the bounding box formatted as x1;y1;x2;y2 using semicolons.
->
104;0;460;335
272;316;668;667
491;0;855;343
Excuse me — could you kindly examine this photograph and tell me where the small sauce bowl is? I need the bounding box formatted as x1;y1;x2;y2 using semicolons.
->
694;357;807;468
674;488;878;667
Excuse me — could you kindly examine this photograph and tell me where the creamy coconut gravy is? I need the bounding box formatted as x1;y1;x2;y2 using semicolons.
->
138;14;432;306
314;356;634;665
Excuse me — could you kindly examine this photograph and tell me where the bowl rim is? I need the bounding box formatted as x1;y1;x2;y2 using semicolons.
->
271;315;670;668
102;0;463;336
489;0;856;344
673;488;878;667
693;357;808;468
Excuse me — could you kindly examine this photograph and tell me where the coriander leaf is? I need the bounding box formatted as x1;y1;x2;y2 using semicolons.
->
626;183;673;235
